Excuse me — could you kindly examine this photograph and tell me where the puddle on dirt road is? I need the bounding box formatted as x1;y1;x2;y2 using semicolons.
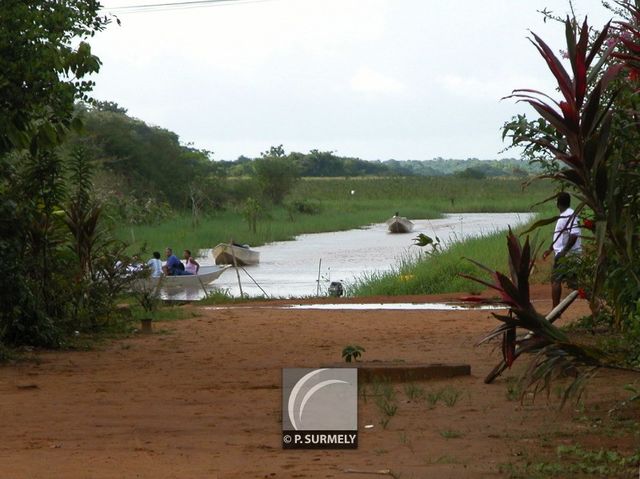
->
283;302;506;310
161;212;534;300
203;302;508;311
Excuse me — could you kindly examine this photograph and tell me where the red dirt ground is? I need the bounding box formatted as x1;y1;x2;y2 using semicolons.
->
0;285;638;478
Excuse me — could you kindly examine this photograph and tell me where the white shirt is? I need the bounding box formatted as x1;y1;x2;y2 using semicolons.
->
147;258;163;277
553;207;581;255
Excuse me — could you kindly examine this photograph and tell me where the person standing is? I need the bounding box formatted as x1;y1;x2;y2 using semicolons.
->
542;192;581;307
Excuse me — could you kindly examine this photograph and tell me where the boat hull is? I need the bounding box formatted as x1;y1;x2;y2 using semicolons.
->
213;243;260;266
386;217;414;233
134;265;229;291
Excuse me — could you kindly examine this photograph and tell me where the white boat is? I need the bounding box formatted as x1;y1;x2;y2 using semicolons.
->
135;265;230;291
386;215;414;233
213;243;260;266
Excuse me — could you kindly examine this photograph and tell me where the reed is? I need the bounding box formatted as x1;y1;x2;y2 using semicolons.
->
116;177;554;253
115;200;440;253
291;176;553;213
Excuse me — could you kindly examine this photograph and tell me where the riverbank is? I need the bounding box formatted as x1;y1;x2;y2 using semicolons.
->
145;212;536;300
116;200;441;253
115;177;553;252
350;218;554;296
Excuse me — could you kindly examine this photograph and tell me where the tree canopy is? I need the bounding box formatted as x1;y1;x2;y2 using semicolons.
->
0;1;109;154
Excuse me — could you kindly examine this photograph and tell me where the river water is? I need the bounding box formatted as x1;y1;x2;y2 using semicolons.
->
163;212;534;300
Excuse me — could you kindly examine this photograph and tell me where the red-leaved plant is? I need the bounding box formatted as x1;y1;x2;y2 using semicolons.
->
464;230;615;404
506;12;640;327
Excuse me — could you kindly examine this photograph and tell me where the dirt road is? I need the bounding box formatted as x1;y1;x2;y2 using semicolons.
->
0;286;637;478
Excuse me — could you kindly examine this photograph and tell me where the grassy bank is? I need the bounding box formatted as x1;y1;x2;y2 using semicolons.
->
290;176;553;213
350;217;554;297
116;177;554;252
116;200;440;253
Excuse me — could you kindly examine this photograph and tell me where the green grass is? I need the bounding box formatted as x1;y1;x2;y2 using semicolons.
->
115;177;554;253
404;382;426;400
350;213;555;297
426;390;441;407
441;386;463;407
424;386;466;408
440;429;464;439
116;200;440;253
500;444;640;478
506;377;523;401
290;176;553;213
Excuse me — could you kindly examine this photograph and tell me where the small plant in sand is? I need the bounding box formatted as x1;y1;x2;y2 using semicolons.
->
426;389;441;408
373;380;398;427
372;380;396;402
342;345;365;363
375;397;398;418
399;431;415;452
424;387;462;407
404;382;425;400
440;386;462;407
505;377;522;402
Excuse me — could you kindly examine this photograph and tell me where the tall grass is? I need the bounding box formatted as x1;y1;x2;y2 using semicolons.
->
116;177;555;253
116;201;440;252
291;177;554;213
350;215;555;297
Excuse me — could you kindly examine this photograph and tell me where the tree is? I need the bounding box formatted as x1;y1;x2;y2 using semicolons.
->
455;166;487;179
0;1;110;346
252;145;300;205
74;107;217;209
0;1;109;155
92;100;128;114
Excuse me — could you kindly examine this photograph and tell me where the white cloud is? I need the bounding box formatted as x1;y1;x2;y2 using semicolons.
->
92;0;611;161
350;67;405;94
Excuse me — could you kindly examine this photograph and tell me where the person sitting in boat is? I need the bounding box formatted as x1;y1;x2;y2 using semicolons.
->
147;251;163;277
163;247;190;276
116;256;143;275
183;249;200;275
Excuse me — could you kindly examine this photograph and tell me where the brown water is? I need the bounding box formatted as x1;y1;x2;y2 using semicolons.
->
204;302;510;311
163;212;534;300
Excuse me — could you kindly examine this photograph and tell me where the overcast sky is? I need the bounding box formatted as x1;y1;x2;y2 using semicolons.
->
93;0;612;161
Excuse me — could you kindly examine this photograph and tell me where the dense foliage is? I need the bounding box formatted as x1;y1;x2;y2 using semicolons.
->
0;1;106;155
218;154;537;178
73;102;223;210
0;1;139;348
504;13;640;331
490;7;640;396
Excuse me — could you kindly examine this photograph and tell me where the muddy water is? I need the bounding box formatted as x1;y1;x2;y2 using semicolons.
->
164;212;534;300
204;302;508;311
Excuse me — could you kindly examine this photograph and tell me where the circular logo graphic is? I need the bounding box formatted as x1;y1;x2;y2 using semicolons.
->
287;368;355;430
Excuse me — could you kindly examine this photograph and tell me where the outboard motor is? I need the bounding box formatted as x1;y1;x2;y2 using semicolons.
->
328;281;344;297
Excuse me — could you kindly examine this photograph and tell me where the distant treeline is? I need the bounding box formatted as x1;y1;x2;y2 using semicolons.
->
73;102;537;215
217;154;538;178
